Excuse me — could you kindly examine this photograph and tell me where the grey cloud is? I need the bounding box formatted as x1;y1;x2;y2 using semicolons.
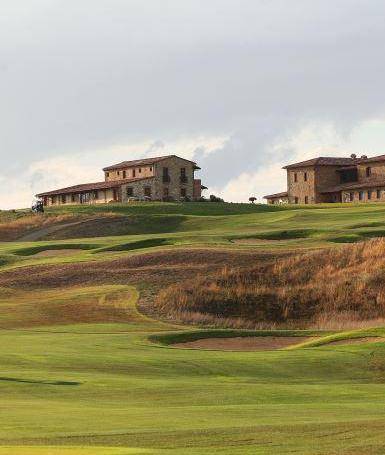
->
1;0;385;201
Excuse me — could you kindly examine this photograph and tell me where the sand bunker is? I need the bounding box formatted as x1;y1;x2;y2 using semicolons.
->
173;336;312;351
33;249;83;258
326;337;384;346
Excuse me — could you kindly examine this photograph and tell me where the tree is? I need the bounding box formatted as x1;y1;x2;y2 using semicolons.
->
249;196;257;204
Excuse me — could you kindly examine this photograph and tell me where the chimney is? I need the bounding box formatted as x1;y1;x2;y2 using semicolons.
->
361;155;368;159
350;154;357;159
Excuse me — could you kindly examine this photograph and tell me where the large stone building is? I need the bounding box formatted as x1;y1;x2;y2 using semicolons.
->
37;155;207;206
264;153;385;204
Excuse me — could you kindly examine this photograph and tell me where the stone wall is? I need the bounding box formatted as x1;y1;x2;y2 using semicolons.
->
314;165;344;203
105;165;154;182
153;156;195;200
357;162;385;182
342;187;385;203
287;167;316;204
44;156;199;205
193;179;202;199
120;178;157;202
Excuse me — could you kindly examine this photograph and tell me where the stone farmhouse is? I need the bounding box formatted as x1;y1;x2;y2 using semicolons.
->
264;153;385;204
37;155;207;206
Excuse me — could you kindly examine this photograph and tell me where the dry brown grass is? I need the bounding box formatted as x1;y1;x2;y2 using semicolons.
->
155;238;385;329
0;213;81;241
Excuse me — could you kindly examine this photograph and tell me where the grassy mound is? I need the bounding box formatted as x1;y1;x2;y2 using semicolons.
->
0;285;154;329
13;243;99;256
156;238;385;328
95;238;173;253
149;328;319;346
231;228;321;242
46;201;286;216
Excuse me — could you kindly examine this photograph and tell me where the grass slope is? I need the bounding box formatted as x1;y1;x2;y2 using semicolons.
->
0;286;384;454
3;202;385;453
4;201;385;256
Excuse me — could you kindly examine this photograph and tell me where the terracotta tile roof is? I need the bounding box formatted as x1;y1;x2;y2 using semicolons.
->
263;191;288;199
320;180;385;193
283;157;356;169
359;154;385;163
36;176;154;197
103;154;198;171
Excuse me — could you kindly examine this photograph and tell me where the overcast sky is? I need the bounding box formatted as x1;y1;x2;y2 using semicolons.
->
2;0;385;208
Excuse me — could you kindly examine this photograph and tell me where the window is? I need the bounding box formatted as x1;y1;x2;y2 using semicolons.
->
294;173;298;183
126;187;133;197
304;196;308;204
71;194;77;203
163;167;170;183
349;192;354;202
61;195;66;204
377;189;381;199
150;167;152;172
181;188;187;198
294;196;299;204
106;172;109;178
359;191;364;201
117;171;120;176
93;191;98;199
133;169;136;177
304;172;307;182
366;167;371;177
180;167;187;183
80;193;90;204
368;190;372;200
123;170;126;179
139;168;142;173
163;187;169;197
144;187;151;197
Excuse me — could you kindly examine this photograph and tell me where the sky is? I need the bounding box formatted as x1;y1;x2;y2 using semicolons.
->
2;0;385;208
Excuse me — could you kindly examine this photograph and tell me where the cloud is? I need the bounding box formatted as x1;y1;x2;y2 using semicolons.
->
209;120;385;202
0;135;227;209
2;1;385;208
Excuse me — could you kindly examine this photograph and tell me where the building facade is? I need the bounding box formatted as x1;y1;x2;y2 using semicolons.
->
37;155;207;206
264;154;385;204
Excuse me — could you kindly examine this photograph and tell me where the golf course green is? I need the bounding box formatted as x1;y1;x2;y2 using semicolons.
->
1;202;385;454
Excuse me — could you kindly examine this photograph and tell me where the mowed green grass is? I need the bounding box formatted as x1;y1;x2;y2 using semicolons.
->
3;203;385;453
0;285;385;454
4;201;385;270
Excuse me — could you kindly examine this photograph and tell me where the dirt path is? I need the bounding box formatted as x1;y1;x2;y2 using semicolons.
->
17;219;94;242
173;336;313;351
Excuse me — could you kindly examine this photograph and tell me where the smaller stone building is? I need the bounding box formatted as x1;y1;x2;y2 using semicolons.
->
37;155;207;206
264;154;385;204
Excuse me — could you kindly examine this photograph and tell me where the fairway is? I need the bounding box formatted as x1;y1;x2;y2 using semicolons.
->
1;203;385;454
